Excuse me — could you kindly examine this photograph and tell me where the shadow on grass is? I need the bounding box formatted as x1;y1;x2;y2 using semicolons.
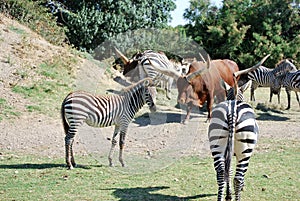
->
0;163;101;169
255;103;290;121
109;186;216;201
256;112;289;121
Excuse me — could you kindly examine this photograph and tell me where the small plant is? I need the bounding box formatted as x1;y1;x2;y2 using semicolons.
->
0;98;20;121
8;25;26;35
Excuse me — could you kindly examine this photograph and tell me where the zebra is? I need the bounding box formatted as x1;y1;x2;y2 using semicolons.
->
208;79;258;201
61;78;156;169
115;48;179;100
274;70;300;110
248;59;297;103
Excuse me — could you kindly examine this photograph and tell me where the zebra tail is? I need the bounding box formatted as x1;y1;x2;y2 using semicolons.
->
225;101;237;179
61;98;69;135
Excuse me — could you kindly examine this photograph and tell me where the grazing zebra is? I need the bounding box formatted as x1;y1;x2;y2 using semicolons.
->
248;59;297;103
274;70;300;110
208;79;258;201
61;78;156;169
115;48;179;100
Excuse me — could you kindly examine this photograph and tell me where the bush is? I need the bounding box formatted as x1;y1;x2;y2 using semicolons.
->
0;0;67;45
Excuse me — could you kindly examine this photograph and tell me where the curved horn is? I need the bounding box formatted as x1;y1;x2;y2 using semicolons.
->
114;47;129;64
207;54;211;68
199;52;206;63
186;55;211;82
234;54;270;77
148;58;181;79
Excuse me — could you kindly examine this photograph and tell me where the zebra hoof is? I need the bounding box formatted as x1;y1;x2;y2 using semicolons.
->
67;165;74;170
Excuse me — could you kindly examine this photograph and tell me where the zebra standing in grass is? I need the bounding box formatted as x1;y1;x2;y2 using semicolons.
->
61;78;156;169
208;79;258;201
274;70;300;110
115;48;179;100
248;59;297;103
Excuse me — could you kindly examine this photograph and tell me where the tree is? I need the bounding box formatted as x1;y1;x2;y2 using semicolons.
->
184;0;300;68
50;0;176;50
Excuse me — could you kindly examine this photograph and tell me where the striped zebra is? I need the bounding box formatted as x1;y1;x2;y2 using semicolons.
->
248;59;297;103
61;78;156;169
274;70;300;109
208;79;258;201
115;48;178;100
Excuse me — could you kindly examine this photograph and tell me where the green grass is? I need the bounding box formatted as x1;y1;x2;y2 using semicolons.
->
0;138;299;201
8;25;26;35
0;98;20;121
11;58;76;117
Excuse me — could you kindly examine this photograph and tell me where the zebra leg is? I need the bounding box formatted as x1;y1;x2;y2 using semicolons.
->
233;173;245;201
165;87;171;100
295;92;300;108
225;167;233;201
269;91;273;103
215;159;226;201
65;133;76;170
250;83;257;101
285;88;291;110
108;126;120;167
118;130;127;167
250;88;255;101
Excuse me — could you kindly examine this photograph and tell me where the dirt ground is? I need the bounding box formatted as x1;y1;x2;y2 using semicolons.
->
0;14;299;173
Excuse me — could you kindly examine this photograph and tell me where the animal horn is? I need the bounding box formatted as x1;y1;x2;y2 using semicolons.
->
148;58;181;79
186;54;212;82
114;47;129;64
207;54;211;68
185;67;207;82
234;54;270;77
199;52;206;63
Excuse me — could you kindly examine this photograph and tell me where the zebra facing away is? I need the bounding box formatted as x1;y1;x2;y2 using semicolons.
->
248;59;297;103
275;70;300;110
208;79;258;201
61;78;156;169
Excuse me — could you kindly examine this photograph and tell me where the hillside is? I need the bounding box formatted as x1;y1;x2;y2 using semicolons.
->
0;14;121;157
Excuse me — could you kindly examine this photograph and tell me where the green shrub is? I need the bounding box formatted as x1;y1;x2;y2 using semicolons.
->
0;0;67;45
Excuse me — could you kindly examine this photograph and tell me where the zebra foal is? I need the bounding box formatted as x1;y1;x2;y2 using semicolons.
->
61;78;156;169
208;79;258;201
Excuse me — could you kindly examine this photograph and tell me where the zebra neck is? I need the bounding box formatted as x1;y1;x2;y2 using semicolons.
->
125;85;145;115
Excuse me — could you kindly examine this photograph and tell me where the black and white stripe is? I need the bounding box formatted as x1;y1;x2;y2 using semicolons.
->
61;78;156;169
208;82;258;201
275;70;300;109
126;50;177;100
248;59;297;103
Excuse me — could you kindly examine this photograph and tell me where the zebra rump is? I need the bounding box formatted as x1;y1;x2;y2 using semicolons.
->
208;100;258;201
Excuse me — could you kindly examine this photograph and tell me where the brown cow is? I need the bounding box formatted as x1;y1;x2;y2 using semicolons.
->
150;54;270;123
179;59;240;123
